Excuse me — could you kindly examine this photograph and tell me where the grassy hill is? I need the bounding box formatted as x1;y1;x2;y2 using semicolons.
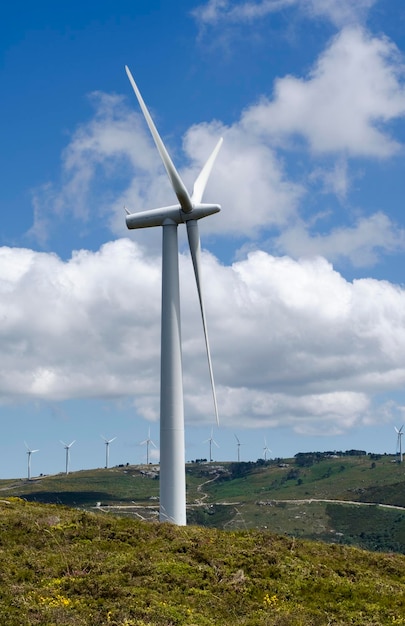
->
1;452;405;553
0;497;405;625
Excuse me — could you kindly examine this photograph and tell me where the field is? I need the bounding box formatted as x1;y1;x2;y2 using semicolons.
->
1;452;405;553
0;497;405;625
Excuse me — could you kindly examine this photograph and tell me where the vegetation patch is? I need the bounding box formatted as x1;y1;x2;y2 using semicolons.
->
0;498;405;625
2;455;405;554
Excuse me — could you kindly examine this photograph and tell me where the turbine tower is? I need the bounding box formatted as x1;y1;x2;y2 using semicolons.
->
101;435;117;469
235;434;243;463
263;438;271;462
140;428;157;465
60;440;75;475
124;66;222;525
395;425;404;463
24;442;39;480
204;428;219;462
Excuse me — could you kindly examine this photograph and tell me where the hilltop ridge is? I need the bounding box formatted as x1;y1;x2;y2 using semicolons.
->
1;452;405;553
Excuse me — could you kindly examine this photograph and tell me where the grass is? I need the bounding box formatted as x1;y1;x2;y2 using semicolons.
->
1;497;405;625
2;454;405;553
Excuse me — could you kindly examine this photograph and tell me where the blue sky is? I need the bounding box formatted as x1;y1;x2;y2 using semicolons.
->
1;0;405;479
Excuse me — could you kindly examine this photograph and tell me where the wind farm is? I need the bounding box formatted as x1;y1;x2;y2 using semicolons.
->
3;450;405;555
124;66;222;525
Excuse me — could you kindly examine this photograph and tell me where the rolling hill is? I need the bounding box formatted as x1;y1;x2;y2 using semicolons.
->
1;451;405;554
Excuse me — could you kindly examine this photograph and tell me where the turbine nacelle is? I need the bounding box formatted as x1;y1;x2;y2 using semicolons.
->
126;203;220;230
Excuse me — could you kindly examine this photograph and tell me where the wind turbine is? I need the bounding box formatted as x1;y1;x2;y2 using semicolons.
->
24;442;39;480
395;425;404;463
124;66;222;525
235;434;243;463
263;438;271;462
101;435;117;469
140;428;157;465
204;428;219;462
60;440;75;475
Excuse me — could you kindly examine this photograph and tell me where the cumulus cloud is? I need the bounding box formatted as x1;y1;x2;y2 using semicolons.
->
27;23;405;274
1;241;405;435
309;158;350;200
28;92;172;247
275;212;405;266
0;240;161;401
28;91;304;246
193;0;379;28
242;27;405;157
182;122;304;236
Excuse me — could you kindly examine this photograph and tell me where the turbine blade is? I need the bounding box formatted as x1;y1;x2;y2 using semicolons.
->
186;218;219;425
125;66;193;214
191;138;223;204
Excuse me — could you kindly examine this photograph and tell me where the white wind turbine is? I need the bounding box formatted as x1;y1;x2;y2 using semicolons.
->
124;66;222;525
235;434;243;463
204;428;219;462
101;435;117;469
395;425;404;463
60;440;75;475
24;442;39;480
140;428;157;466
263;438;271;462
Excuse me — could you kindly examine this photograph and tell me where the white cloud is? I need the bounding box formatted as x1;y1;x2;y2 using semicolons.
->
28;92;304;245
2;241;405;435
182;122;304;236
302;0;378;26
242;27;405;157
28;92;170;247
275;212;405;266
0;240;161;402
193;0;379;28
309;158;350;199
27;25;405;271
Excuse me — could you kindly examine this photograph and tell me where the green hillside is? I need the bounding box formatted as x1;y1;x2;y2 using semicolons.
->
0;497;404;626
1;453;405;553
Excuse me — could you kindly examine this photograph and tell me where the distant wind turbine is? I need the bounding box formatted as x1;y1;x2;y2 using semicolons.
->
124;66;222;525
24;442;39;480
140;429;157;466
101;436;117;469
60;440;75;475
263;438;271;462
204;428;219;462
395;425;404;463
235;434;243;463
